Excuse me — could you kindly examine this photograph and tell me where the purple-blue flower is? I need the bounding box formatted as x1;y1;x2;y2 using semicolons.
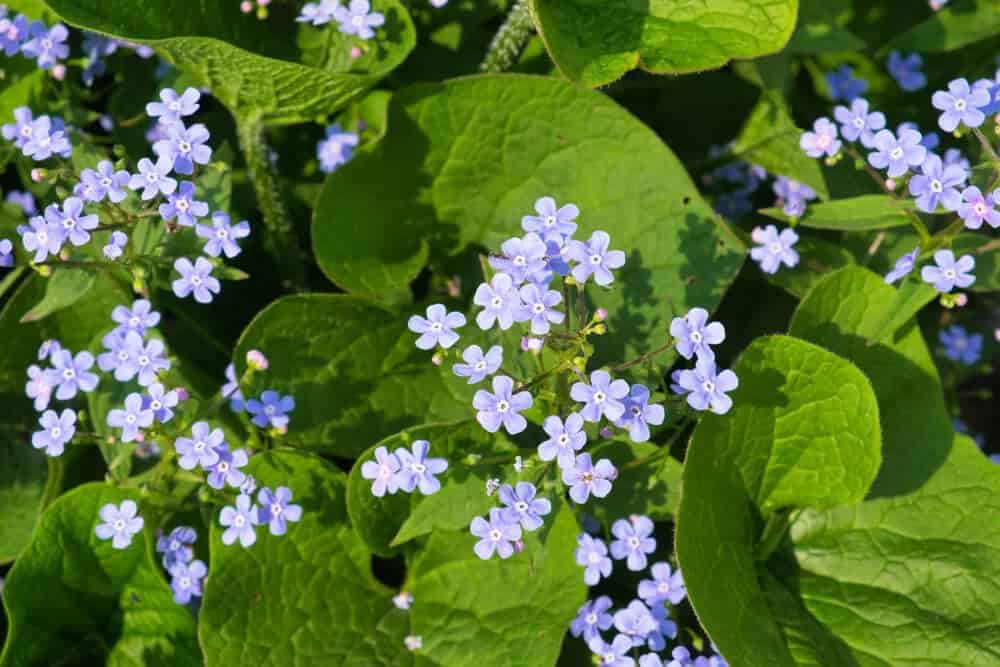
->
172;257;220;303
76;160;130;203
616;384;665;443
154;122;212;175
21;22;69;69
772;177;816;218
538;412;587;468
408;303;466;350
38;339;62;362
887;51;926;92
563;453;616;504
498;482;551;531
25;365;55;411
921;249;975;293
129;156;177;200
586;635;634;667
571;369;629;423
473;272;522;330
932;78;989;132
567;231;626;286
103;231;128;259
670;307;725;361
317;124;359;173
206;445;249;490
361;445;402;497
800;117;841;158
614;599;659;648
395;440;448;495
31;408;75;456
825;65;867;102
867;128;926;178
908;154;966;213
196;211;250;258
146;87;201;124
333;0;385;40
473;375;533;434
297;0;338;25
522;196;579;241
489;233;548;284
156;526;196;569
0;238;12;267
676;359;738;415
884;247;919;284
22;115;71;160
575;533;612;585
20;215;63;262
51;349;99;400
650;605;679;644
112;298;160;337
257;486;303;536
2;106;34;148
939;325;983;365
45;197;98;247
125;332;169;387
833;99;885;147
159;181;209;228
175;421;224;470
610;516;656;571
220;494;258;548
638;562;686;604
107;392;154;443
470;508;521;560
944;147;971;171
143;382;179;423
452;344;502;384
0;14;30;56
750;225;799;275
246;390;295;430
169;559;206;605
571;596;614;642
80;34;118;87
96;500;143;549
518;282;564;334
6;190;36;216
97;333;134;379
958;186;1000;229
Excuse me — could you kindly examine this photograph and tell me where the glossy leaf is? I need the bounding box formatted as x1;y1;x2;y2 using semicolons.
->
760;194;915;231
885;0;1000;53
20;268;96;322
785;0;865;53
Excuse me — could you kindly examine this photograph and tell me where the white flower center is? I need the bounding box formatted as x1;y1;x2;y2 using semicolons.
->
265;405;275;415
489;528;503;541
690;330;702;343
475;360;487;371
125;414;136;424
490;296;502;308
180;577;191;588
194;440;206;452
817;134;831;148
168;101;181;111
151;400;162;410
930;179;943;193
702;380;715;393
218;461;229;472
513;255;526;266
853;117;865;128
496;399;509;413
975;202;987;215
169;540;180;550
558;434;570;446
42;38;53;49
270;503;283;516
234;514;245;527
411;462;426;474
37;231;48;243
586;613;598;624
593;391;606;403
628;536;640;548
51;426;62;438
587;551;601;564
532;303;545;314
544;215;556;227
955;99;967;111
515;501;528;513
589;254;602;265
430;322;443;332
179;141;191;153
114;519;126;530
658;582;670;593
770;242;783;254
176;199;189;211
129;316;141;327
352;15;364;27
118;350;128;362
139;355;150;366
191;275;203;286
631;406;641;417
944;268;956;279
890;147;904;160
101;177;112;187
63;368;75;380
63;218;75;229
146;172;158;183
216;229;228;239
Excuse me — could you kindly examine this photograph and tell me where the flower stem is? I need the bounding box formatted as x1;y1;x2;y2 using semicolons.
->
844;145;930;245
480;0;534;73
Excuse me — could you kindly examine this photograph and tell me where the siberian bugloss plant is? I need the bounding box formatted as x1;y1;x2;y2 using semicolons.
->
0;0;998;666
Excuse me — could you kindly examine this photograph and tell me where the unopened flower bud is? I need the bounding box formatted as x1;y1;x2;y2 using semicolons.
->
393;592;413;610
521;336;543;353
592;323;606;335
240;475;257;495
30;168;45;183
51;64;66;81
240;0;253;12
246;349;269;370
431;352;444;366
446;276;461;298
595;308;608;322
350;46;362;59
954;293;968;307
485;478;500;496
885;178;897;191
599;426;613;439
513;539;525;554
175;387;189;401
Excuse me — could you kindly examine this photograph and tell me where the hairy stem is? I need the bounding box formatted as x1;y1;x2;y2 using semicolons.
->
480;0;534;73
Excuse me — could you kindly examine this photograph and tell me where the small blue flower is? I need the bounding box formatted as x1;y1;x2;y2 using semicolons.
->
825;65;867;102
0;238;12;267
97;332;135;380
473;273;522;330
21;22;69;69
799;117;841;157
175;421;224;470
257;486;303;536
172;257;220;303
6;190;36;216
613;599;659;648
957;186;1000;230
38;339;62;362
206;445;249;490
112;298;160;337
640;655;664;667
0;14;30;56
887;51;926;92
638;562;686;604
196;211;250;258
538;413;587;469
395;440;448;494
570;596;614;642
81;34;118;87
473;375;533;434
567;231;626;286
408;303;466;350
129;156;177;200
51;349;99;400
169;559;207;605
95;500;144;549
361;445;401;497
146;87;201;124
106;392;154;443
156;526;196;569
489;233;548;284
221;363;245;413
2;107;34;148
124;332;170;387
586;634;634;667
939;325;983;365
297;0;339;25
103;231;128;259
908;154;966;213
867;128;926;178
575;534;613;585
452;344;502;384
143;382;179;423
76;160;130;203
943;147;971;171
20;215;64;262
833;99;885;147
25;365;56;411
498;482;551;531
670;307;725;361
22;116;71;160
897;121;940;151
563;453;616;504
675;358;739;415
470;508;521;560
920;249;975;293
616;384;665;443
153;122;212;175
884;247;919;284
220;494;259;548
159;181;209;228
650;604;679;644
31;408;75;456
522;196;579;241
932;78;989;132
750;224;799;275
317;124;359;173
772;177;817;217
246;390;295;429
45;197;98;247
610;516;656;571
518;282;564;334
333;0;385;40
571;370;629;423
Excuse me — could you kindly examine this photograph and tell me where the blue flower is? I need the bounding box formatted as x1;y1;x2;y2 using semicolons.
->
943;147;971;171
129;156;177;200
76;160;131;204
246;390;295;429
575;533;612;584
616;384;665;443
38;339;62;362
220;494;259;548
571;369;629;423
750;224;799;275
317;124;359;173
772;177;816;217
51;349;99;400
257;486;303;536
175;421;224;470
221;363;245;412
112;298;160;337
408;303;466;350
20;215;63;262
867;128;926;178
614;599;659;648
908;154;966;213
884;247;919;284
567;231;626;286
2;107;34;148
825;65;867;102
518;282;564;334
169;559;207;605
670;307;725;361
143;382;179;423
473;375;533;434
675;358;739;415
932;78;989;132
22;115;71;160
563;453;616;504
98;332;134;380
473;272;522;330
470;508;521;560
25;365;56;411
172;257;220;303
31;408;75;456
640;656;664;667
361;445;401;497
45;197;98;247
975;76;1000;115
206;445;249;490
610;516;656;571
103;231;128;260
333;0;385;40
939;325;983;365
21;22;69;69
95;500;144;549
107;392;154;443
196;211;250;258
6;190;36;215
522;196;579;242
395;440;448;494
570;596;614;642
297;0;339;25
489;233;548;285
153;122;212;175
886;51;926;92
125;332;169;387
146;87;201;124
638;562;686;604
799;117;841;158
586;634;634;667
81;34;118;86
0;14;30;56
0;238;12;267
452;344;502;384
498;482;551;531
833;99;885;147
957;186;1000;230
650;604;679;643
899;121;939;150
159;181;209;228
666;647;695;667
538;413;587;468
156;526;196;569
920;249;975;293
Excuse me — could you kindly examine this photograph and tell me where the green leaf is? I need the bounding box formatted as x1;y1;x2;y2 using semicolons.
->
766;235;855;298
313;74;746;363
867;279;938;345
200;449;410;666
582;439;683;525
20;268;97;322
41;0;416;125
0;446;49;564
528;0;799;87
760;195;915;231
234;294;468;457
884;0;1000;53
784;0;865;53
733;91;829;199
0;483;201;666
954;232;1000;292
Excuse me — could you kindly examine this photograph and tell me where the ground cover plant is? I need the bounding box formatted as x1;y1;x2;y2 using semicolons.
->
0;0;998;665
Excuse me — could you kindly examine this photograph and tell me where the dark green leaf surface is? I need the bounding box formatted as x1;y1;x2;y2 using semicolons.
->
785;0;865;53
21;268;96;322
885;0;1000;53
760;195;915;231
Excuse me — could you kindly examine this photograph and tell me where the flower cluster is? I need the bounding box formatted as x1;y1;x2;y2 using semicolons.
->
360;440;449;497
297;0;384;40
155;526;207;604
0;11;68;70
2;107;72;161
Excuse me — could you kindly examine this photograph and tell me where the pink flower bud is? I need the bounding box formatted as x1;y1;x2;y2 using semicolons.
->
751;226;766;244
51;64;66;81
595;308;608;322
240;0;253;12
885;178;897;191
954;293;968;307
30;168;45;183
513;539;525;554
995;328;1000;342
431;352;444;366
350;46;362;59
175;387;189;401
256;0;271;5
599;426;613;439
135;431;145;443
246;349;269;370
446;276;461;298
521;336;543;352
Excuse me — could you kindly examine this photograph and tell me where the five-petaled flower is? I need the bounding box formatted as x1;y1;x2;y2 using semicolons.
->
96;500;144;549
473;375;533;434
921;249;975;293
395;440;448;495
610;516;656;571
408;304;466;349
470;508;521;560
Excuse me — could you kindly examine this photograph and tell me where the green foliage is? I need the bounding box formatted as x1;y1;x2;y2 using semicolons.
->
885;0;1000;53
760;194;915;230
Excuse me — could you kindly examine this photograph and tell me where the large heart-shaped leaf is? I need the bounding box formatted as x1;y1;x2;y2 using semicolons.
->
528;0;800;87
